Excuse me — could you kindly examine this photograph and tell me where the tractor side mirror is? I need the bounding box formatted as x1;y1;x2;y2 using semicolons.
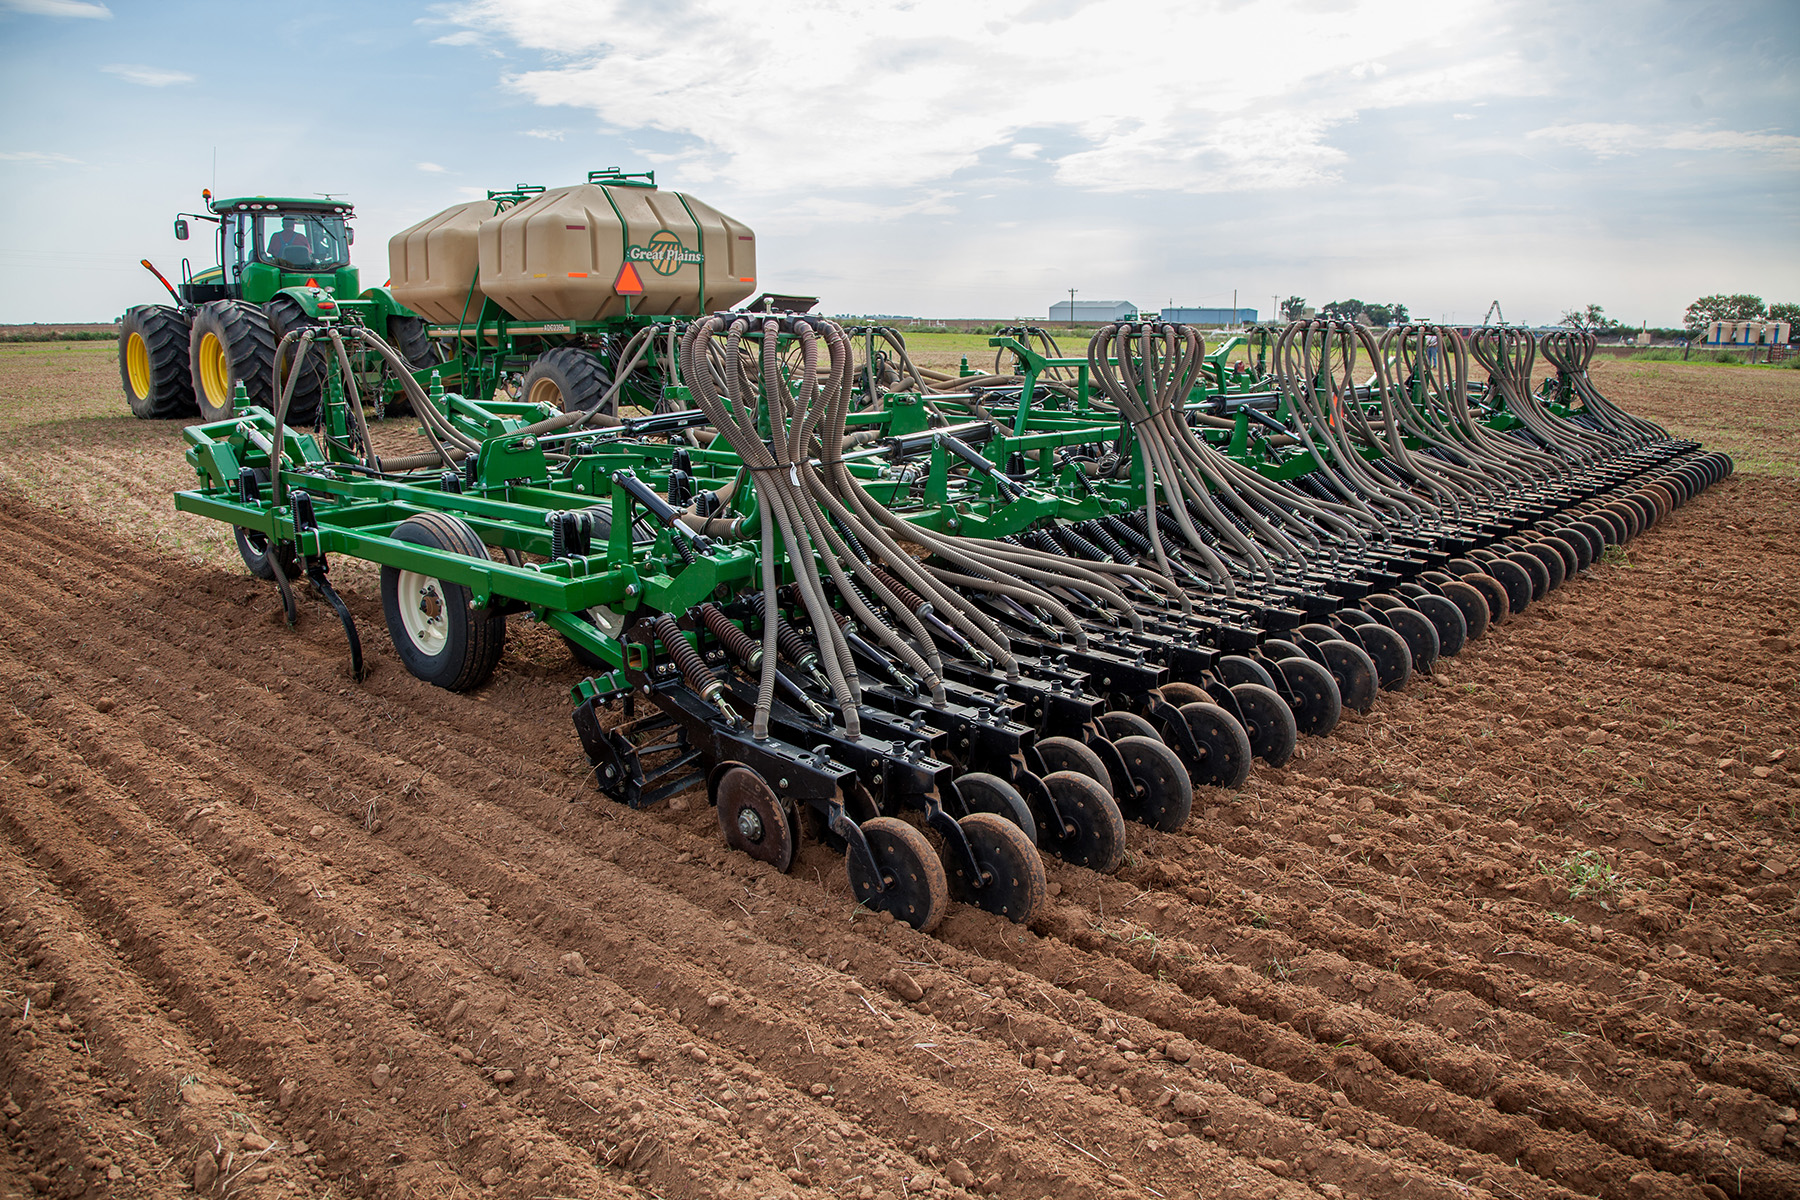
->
174;219;189;241
346;228;354;245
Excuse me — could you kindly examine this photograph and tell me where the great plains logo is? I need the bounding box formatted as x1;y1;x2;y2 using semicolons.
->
625;229;704;277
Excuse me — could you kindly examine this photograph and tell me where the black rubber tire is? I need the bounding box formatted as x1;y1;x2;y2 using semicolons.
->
1111;734;1192;831
232;469;297;581
1353;622;1414;692
386;315;438;370
1095;710;1160;742
1505;551;1550;601
262;295;325;426
1176;701;1254;789
190;299;280;422
521;345;614;415
234;525;299;582
1035;736;1111;792
950;771;1036;845
1229;683;1297;767
1275;654;1341;737
1217;654;1276;690
1318;638;1379;714
1383;606;1440;675
379;512;506;691
1041;771;1126;874
846;817;947;932
118;304;196;418
1410;593;1468;657
944;812;1046;925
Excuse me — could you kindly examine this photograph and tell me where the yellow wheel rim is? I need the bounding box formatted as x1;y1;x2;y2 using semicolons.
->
125;331;151;399
526;376;565;410
198;331;230;409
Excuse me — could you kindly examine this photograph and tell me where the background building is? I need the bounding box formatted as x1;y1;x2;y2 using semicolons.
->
1048;299;1137;322
1160;306;1259;325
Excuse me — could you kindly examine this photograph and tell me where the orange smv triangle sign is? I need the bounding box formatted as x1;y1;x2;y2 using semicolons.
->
613;261;645;297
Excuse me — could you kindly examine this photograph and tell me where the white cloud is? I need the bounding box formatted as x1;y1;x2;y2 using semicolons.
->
1528;122;1800;167
417;162;448;173
0;150;80;164
100;63;194;87
1453;113;1475;120
1;0;111;17
432;30;482;45
444;0;1537;199
521;128;564;140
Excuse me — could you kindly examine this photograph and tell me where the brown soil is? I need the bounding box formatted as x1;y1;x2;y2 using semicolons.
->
1;353;1798;1200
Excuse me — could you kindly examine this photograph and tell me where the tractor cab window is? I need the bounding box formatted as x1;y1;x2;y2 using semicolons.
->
224;212;255;281
255;212;349;271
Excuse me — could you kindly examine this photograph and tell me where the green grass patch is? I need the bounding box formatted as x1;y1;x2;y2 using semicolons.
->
1538;850;1626;900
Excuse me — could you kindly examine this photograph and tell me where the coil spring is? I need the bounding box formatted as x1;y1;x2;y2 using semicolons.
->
697;603;760;668
653;614;723;701
748;594;821;668
1078;519;1134;564
868;564;927;614
1104;515;1153;554
1054;524;1109;563
1027;529;1066;556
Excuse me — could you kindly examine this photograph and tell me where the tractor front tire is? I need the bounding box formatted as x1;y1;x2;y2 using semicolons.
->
190;300;280;422
262;295;325;426
521;346;613;415
119;305;196;419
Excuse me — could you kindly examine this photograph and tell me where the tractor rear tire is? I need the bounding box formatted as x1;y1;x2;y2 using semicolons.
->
190;300;280;422
387;315;438;370
380;513;506;691
119;305;196;419
262;295;325;426
521;346;614;415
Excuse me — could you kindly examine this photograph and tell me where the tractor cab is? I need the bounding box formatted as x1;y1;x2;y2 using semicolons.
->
177;194;359;305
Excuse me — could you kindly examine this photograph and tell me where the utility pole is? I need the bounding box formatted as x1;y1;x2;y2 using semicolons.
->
1272;294;1279;324
1232;288;1238;328
1067;287;1078;327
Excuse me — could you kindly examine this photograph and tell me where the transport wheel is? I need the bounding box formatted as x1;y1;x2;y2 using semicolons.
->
1035;736;1111;791
1176;701;1253;789
1096;710;1159;742
262;295;325;425
190;299;280;421
1041;771;1125;874
1383;607;1440;675
1216;654;1276;690
1229;683;1297;768
847;817;947;932
118;304;196;418
380;512;506;691
950;772;1036;845
1410;593;1468;657
1352;622;1413;692
1317;639;1379;714
521;345;615;415
1275;655;1341;737
1111;734;1192;831
715;765;795;872
945;812;1046;924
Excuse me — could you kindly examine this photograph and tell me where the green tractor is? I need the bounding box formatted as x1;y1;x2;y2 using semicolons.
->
119;190;430;422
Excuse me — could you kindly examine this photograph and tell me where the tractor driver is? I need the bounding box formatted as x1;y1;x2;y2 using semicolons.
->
267;217;312;265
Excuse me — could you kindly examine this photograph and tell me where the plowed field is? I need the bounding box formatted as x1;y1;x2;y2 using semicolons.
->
1;348;1798;1200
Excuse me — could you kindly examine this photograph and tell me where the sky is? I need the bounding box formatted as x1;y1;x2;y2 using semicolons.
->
1;0;1796;327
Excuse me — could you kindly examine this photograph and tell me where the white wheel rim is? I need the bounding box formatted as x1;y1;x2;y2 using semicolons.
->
397;569;449;656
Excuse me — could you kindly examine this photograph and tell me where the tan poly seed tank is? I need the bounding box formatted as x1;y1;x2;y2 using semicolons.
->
386;200;494;327
477;180;757;322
